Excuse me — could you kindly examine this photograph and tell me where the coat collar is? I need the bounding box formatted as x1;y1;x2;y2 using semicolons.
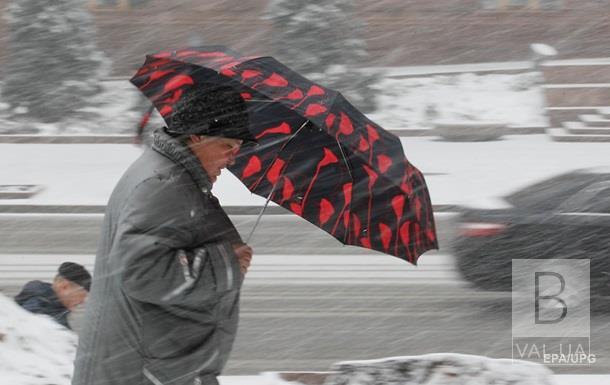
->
151;128;213;194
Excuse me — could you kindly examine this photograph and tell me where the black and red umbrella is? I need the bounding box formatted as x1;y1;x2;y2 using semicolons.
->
130;46;438;264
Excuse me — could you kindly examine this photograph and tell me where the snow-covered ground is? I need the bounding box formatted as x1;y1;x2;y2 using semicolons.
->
0;294;77;384
0;134;606;210
2;293;609;385
0;80;145;135
0;293;291;385
0;69;546;135
0;293;297;384
368;71;546;130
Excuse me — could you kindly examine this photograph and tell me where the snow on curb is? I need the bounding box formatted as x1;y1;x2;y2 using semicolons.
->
0;293;77;385
326;353;554;385
219;372;313;385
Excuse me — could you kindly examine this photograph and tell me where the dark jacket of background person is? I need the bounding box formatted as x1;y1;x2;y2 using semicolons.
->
15;280;70;328
72;128;244;385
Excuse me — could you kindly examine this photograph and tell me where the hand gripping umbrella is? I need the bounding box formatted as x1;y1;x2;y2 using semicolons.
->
130;46;438;264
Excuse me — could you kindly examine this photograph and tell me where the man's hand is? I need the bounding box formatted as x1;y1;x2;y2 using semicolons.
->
233;243;253;277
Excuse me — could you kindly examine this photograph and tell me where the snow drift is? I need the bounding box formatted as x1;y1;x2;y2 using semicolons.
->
0;293;77;385
326;353;555;385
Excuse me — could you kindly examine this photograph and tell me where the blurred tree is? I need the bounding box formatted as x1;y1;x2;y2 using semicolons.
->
264;0;379;112
2;0;110;130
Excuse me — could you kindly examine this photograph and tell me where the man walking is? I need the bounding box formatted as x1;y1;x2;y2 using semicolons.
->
73;84;255;385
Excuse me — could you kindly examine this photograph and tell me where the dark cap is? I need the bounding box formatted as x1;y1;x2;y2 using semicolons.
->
58;262;91;291
166;84;256;143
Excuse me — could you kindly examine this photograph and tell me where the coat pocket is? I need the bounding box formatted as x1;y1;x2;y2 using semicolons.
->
140;306;216;360
160;249;208;302
203;242;240;294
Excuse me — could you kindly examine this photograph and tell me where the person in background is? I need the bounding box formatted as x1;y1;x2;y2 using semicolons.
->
14;261;91;329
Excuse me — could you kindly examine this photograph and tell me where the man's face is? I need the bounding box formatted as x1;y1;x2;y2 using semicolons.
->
53;277;88;310
188;135;243;184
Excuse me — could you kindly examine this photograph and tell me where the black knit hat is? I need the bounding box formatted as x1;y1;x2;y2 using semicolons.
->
58;262;92;291
166;84;256;143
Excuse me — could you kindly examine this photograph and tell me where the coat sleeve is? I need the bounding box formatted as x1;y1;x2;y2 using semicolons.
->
114;176;240;316
19;296;45;314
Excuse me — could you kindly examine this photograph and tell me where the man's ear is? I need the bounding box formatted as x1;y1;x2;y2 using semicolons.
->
54;276;67;290
189;134;201;143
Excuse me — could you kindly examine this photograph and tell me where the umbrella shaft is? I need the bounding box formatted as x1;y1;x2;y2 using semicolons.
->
246;180;277;243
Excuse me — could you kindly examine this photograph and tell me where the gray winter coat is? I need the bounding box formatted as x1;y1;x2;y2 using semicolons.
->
72;129;244;385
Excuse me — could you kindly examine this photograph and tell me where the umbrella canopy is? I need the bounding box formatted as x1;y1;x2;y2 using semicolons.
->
130;46;438;264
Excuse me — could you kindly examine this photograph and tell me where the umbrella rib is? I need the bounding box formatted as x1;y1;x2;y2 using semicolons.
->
335;138;354;244
245;120;309;243
336;140;354;181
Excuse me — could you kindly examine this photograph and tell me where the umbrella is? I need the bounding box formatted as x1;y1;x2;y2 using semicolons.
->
130;46;438;264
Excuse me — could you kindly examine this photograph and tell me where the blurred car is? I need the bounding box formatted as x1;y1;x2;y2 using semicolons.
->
452;167;610;296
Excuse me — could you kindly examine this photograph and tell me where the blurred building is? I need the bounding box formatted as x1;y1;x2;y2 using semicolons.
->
0;0;609;75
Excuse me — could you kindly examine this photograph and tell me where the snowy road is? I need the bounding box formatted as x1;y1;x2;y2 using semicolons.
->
2;136;609;377
229;283;610;375
2;253;610;376
0;253;458;294
0;212;457;255
1;135;608;209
